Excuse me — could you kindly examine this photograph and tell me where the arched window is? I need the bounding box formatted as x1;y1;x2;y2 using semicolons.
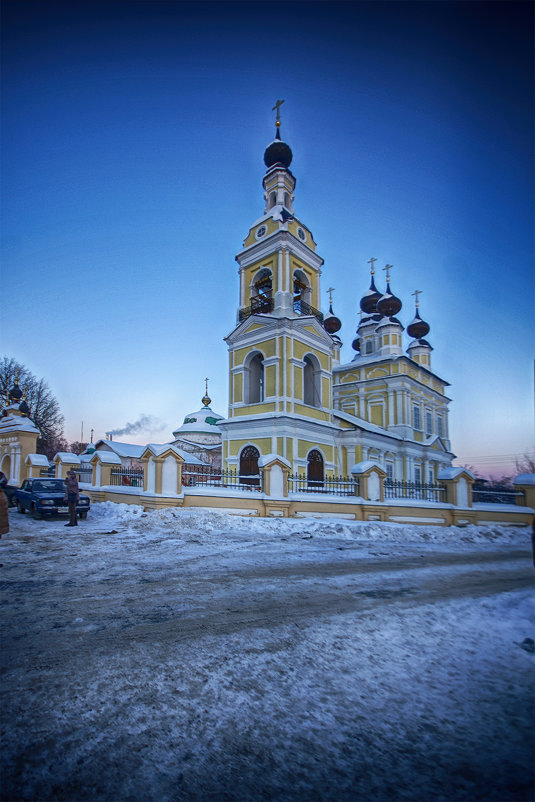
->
284;192;290;208
240;446;260;486
303;355;321;407
293;270;312;314
269;192;277;208
252;269;273;313
307;449;324;488
246;352;264;403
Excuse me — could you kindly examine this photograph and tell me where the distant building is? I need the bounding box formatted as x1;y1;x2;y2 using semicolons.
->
170;391;223;469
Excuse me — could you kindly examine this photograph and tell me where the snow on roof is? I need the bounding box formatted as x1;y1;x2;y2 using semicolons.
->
25;453;50;466
0;413;40;435
351;460;385;475
258;454;291;469
144;444;205;464
513;473;535;486
334;409;403;440
91;452;122;465
173;406;224;436
437;467;475;480
54;452;81;464
94;440;145;458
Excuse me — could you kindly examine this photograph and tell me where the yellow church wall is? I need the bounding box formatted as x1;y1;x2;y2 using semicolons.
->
414;431;424;442
292;341;330;370
297;440;335;462
233;373;243;404
232;402;277;416
265;364;276;396
286;438;293;463
227;438;273;457
322;376;330;407
234;337;277;367
243;219;280;248
293;404;330;421
339;372;360;383
293;365;303;402
370;405;383;427
287;220;317;251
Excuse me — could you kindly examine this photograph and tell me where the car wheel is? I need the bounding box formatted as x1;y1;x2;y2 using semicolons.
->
17;501;25;514
31;504;42;520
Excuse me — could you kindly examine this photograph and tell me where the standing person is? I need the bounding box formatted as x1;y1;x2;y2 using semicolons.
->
0;485;8;537
65;468;79;527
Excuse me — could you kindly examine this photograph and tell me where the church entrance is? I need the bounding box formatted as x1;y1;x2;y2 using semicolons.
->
239;446;260;486
307;449;324;488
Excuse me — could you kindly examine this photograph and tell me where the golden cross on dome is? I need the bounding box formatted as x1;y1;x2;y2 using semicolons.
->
326;287;335;305
205;377;209;394
411;290;422;308
272;99;285;128
383;264;393;282
367;257;377;275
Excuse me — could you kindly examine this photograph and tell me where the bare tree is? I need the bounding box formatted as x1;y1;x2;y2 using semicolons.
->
515;450;535;474
69;441;88;456
0;356;67;459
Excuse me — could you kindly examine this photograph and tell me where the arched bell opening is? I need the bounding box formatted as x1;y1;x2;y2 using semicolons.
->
250;268;273;314
293;270;312;314
239;445;260;486
307;449;324;488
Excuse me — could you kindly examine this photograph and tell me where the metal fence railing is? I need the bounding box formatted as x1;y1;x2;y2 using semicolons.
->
472;489;524;505
385;480;446;503
110;468;144;487
76;467;93;484
288;474;359;496
182;464;263;492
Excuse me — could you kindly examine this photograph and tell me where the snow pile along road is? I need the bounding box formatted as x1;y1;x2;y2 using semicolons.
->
1;503;534;802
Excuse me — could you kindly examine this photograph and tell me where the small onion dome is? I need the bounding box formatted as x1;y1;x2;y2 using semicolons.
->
202;393;212;407
323;303;341;334
360;276;382;314
358;313;381;330
376;282;402;318
264;130;293;169
8;379;23;403
19;397;30;415
407;309;430;339
376;315;401;330
352;336;360;352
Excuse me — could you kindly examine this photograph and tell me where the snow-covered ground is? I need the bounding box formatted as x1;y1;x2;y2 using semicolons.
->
1;503;534;802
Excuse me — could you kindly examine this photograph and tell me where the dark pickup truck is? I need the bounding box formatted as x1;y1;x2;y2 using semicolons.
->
15;478;91;520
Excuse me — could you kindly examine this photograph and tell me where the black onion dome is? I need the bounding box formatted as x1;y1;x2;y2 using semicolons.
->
19;398;30;415
377;282;402;317
360;276;382;314
264;131;293;169
324;303;341;334
8;380;23;403
352;336;360;352
407;309;430;339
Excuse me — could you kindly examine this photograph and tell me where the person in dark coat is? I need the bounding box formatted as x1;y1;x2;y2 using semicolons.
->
65;469;79;527
0;486;8;537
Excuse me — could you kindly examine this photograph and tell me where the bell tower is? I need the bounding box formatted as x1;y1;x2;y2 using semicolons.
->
220;104;342;477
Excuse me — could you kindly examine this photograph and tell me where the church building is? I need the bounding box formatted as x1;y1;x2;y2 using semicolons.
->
219;107;455;485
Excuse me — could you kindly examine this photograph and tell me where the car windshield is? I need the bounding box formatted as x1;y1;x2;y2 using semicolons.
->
32;480;66;492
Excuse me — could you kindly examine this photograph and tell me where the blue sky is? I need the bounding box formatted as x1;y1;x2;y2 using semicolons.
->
1;1;533;477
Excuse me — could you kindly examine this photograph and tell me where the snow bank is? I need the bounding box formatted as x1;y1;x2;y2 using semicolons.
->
90;501;531;547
